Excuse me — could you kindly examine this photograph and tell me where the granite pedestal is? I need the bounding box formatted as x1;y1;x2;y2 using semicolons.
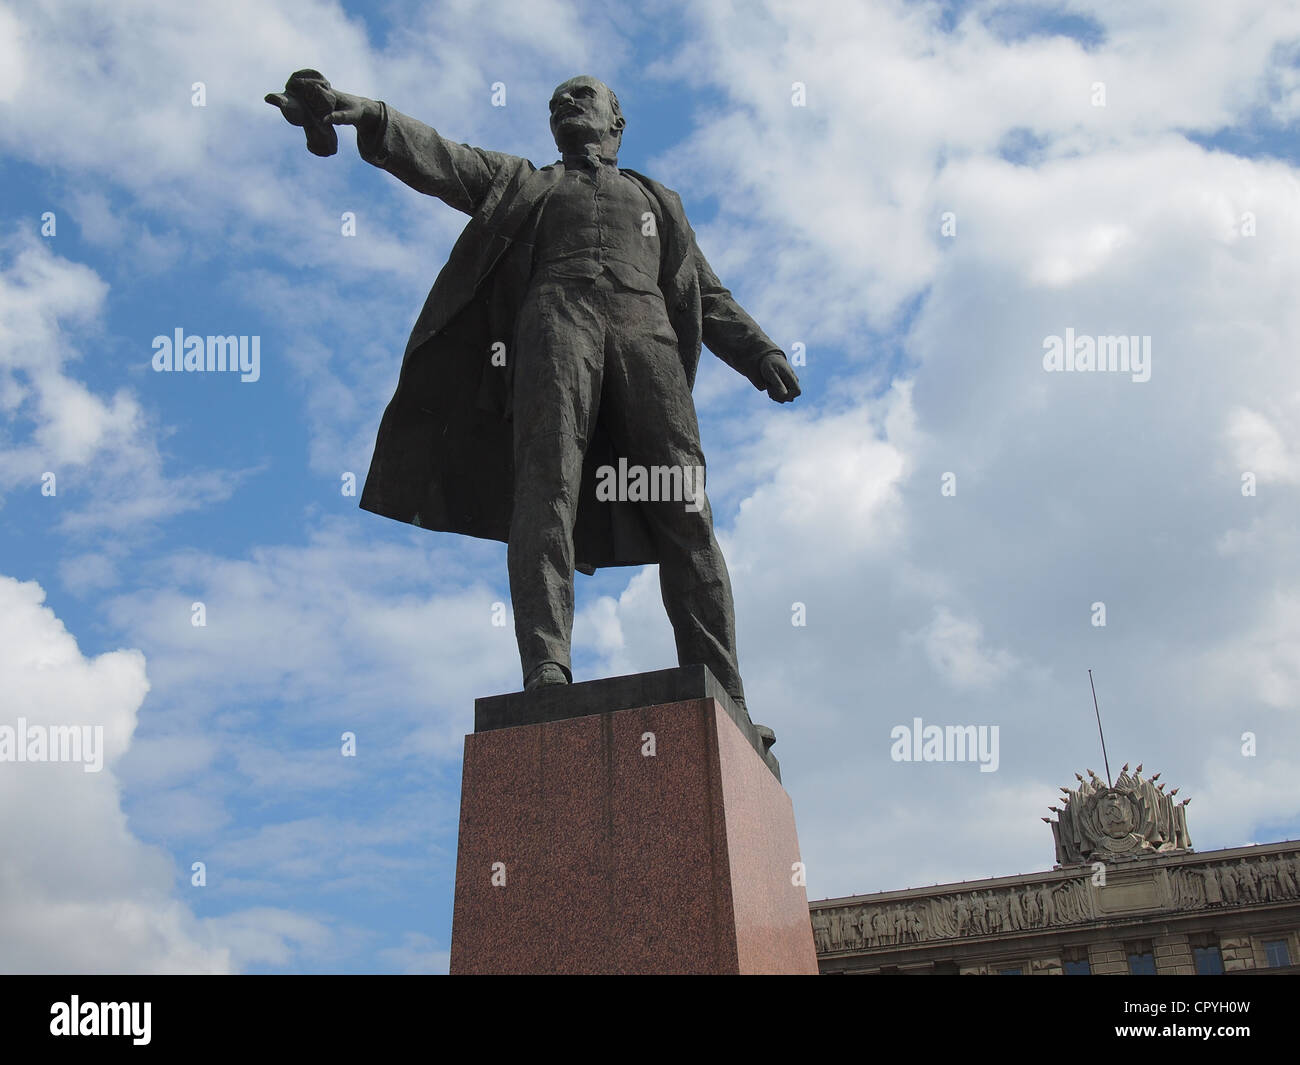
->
449;666;818;974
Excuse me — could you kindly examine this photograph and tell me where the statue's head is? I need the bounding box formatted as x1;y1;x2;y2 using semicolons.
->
549;75;625;156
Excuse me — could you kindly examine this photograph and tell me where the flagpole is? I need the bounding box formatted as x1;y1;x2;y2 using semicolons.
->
1088;669;1112;787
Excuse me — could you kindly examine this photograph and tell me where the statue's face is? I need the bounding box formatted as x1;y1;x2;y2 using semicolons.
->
549;76;620;151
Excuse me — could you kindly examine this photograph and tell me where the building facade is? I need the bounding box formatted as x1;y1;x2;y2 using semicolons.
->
810;766;1300;974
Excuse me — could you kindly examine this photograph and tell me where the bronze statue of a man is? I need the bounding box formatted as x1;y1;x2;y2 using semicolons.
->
267;72;801;744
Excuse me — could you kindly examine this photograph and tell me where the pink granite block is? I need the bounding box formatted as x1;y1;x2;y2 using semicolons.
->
449;695;818;974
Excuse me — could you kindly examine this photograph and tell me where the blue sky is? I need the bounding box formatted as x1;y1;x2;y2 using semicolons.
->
2;0;1299;973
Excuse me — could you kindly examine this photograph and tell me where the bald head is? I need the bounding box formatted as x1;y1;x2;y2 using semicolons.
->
548;75;625;156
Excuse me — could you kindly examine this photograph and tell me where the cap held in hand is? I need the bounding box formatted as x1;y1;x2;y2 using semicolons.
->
264;69;338;157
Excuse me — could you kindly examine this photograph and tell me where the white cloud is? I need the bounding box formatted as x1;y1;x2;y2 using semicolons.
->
1226;406;1300;485
590;0;1300;900
202;908;333;969
0;574;232;973
0;574;365;972
910;606;1019;690
1201;591;1300;710
378;930;450;975
58;552;121;595
573;594;625;656
0;4;23;103
0;234;241;531
97;522;509;859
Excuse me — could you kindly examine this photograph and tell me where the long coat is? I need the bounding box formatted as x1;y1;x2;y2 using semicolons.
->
356;106;783;570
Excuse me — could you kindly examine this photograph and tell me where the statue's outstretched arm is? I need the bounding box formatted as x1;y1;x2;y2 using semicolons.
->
267;70;522;216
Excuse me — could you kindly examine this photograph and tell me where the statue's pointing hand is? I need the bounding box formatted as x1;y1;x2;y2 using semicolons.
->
759;353;802;403
321;91;384;130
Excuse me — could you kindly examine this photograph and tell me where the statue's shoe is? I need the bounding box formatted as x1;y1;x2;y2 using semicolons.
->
732;696;780;778
733;695;777;752
524;662;570;690
753;722;781;779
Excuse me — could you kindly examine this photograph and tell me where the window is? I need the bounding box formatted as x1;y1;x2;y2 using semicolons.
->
1064;958;1091;975
1127;951;1156;974
998;966;1022;975
1264;939;1291;968
1194;946;1224;974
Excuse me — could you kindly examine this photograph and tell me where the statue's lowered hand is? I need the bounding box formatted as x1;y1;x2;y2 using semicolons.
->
264;69;339;156
760;353;801;403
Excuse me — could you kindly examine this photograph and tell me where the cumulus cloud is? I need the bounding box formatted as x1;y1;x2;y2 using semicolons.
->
0;234;240;531
910;606;1019;690
378;931;450;975
1226;406;1300;485
600;0;1300;897
0;575;366;972
0;574;232;973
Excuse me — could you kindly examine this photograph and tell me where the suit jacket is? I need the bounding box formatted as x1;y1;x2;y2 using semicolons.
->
356;105;783;570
